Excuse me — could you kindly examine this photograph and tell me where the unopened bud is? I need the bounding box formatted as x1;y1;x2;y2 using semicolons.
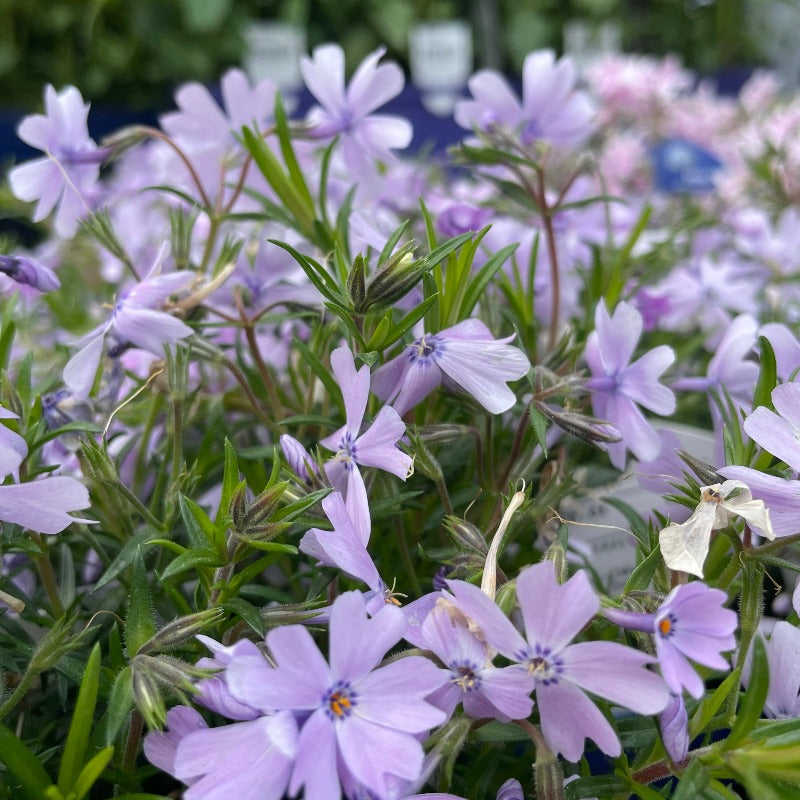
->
359;245;419;311
262;600;328;629
677;450;721;485
496;778;524;800
537;403;621;445
443;516;488;557
139;608;224;654
0;254;60;292
346;253;367;310
100;125;149;157
414;424;475;445
230;484;248;531
131;667;166;730
542;541;567;584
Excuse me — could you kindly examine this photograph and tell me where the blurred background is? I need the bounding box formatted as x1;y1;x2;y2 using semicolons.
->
0;0;778;113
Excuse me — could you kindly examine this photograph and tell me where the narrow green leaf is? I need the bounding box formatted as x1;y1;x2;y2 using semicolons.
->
272;488;331;522
91;528;158;593
378;294;438;351
58;644;101;793
103;666;134;746
71;746;113;800
727;634;769;749
602;497;650;548
159;547;222;581
179;494;217;550
0;723;55;800
273;93;314;211
460;242;518;317
221;598;265;636
622;546;662;593
690;670;739;738
528;403;550;458
125;549;156;659
753;336;778;412
293;338;341;404
672;758;709;800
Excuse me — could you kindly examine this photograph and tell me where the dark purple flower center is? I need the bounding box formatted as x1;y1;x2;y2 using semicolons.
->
449;660;481;693
323;680;358;721
520;119;543;146
334;432;358;471
520;644;564;686
408;334;444;365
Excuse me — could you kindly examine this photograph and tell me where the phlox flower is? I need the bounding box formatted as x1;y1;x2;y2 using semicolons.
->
742;621;800;719
658;480;774;578
9;85;102;237
144;704;299;800
455;49;594;149
0;254;60;293
300;491;389;613
419;600;534;722
447;562;669;761
605;582;737;698
658;693;689;763
301;44;412;178
0;407;92;534
372;319;530;417
63;249;194;398
584;300;676;469
224;591;448;800
743;382;800;473
321;345;411;526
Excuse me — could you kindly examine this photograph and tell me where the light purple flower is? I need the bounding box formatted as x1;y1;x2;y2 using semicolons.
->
0;407;92;534
720;465;800;537
455;49;595;149
9;85;102;237
605;582;737;698
742;621;800;719
143;705;207;785
63;249;194;398
658;693;689;763
300;491;388;613
280;433;320;482
301;44;412;178
194;635;264;720
225;591;448;800
321;345;411;526
175;713;298;800
743;382;800;473
0;255;60;292
420;600;534;723
760;323;800;382
372;319;530;417
447;562;669;761
585;300;675;469
160;68;277;202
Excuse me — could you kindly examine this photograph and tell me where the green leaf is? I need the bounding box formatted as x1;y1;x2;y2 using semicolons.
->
376;294;438;351
753;335;778;412
217;438;239;526
179;494;218;552
0;723;55;800
58;643;101;794
159;547;222;581
271;488;331;522
126;549;156;659
602;497;650;549
103;665;134;746
293;338;341;404
221;597;265;636
727;634;769;749
273;93;314;213
71;746;113;800
622;544;662;593
672;758;710;800
690;669;739;738
528;403;550;457
91;528;158;593
460;242;518;317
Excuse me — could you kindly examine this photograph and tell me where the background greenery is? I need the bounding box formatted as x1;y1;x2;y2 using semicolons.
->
0;0;759;111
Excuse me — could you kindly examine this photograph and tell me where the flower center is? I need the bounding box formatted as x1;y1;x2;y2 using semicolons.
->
408;334;443;365
657;613;677;639
323;681;357;720
334;432;358;471
450;661;481;693
522;645;564;686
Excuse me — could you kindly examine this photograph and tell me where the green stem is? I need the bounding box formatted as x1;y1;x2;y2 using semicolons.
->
0;671;36;719
29;532;64;618
121;709;144;773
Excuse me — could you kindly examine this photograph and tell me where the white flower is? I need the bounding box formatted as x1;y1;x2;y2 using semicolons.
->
659;480;774;577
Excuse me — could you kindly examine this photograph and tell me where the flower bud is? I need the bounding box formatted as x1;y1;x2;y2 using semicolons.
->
0;255;60;292
414;424;475;445
443;516;488;558
359;245;419;311
346;253;367;310
262;600;328;629
132;666;167;730
542;540;567;584
139;608;224;654
497;778;524;800
677;449;721;485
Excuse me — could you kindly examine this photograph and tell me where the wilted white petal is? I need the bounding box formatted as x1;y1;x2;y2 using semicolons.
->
718;480;775;540
659;502;717;578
